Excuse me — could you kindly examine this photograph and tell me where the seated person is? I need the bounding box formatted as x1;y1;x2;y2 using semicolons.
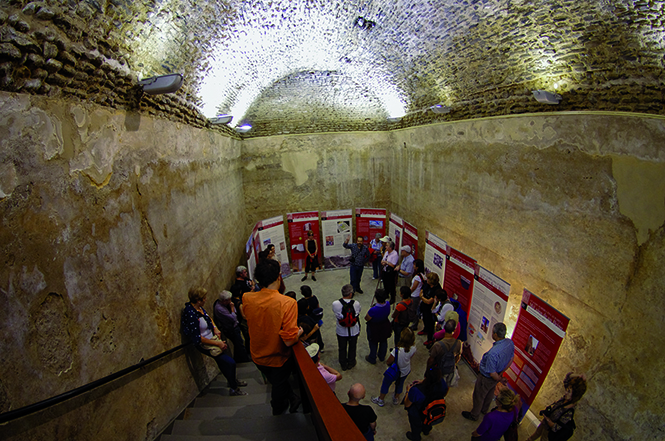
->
306;343;341;392
213;290;250;362
181;287;247;396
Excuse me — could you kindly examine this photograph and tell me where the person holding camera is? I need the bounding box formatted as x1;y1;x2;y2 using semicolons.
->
526;373;587;441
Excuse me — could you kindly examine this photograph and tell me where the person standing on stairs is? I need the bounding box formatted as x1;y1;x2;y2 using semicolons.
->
243;258;304;415
181;287;248;396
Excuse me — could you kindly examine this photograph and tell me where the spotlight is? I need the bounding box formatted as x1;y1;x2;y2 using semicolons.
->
236;124;252;133
210;114;233;125
430;104;451;114
532;90;562;105
139;74;183;95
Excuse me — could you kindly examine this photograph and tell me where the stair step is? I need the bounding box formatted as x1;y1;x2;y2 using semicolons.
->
171;413;317;437
184;403;273;420
193;393;268;408
161;425;316;441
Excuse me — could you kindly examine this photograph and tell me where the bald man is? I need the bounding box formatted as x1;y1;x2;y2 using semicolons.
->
342;383;378;440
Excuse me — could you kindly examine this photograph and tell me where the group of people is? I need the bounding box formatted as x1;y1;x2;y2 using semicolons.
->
181;240;588;441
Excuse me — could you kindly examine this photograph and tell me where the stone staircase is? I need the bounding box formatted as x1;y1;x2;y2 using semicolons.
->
159;362;317;441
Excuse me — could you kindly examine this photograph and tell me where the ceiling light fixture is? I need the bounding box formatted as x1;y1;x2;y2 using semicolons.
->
209;114;233;125
532;90;562;105
430;104;451;114
236;124;252;133
354;16;376;30
139;74;183;95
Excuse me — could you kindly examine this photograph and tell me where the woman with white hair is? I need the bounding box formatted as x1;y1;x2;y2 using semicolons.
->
213;290;250;362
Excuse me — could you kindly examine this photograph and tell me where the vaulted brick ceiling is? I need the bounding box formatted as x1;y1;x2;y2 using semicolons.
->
3;0;665;137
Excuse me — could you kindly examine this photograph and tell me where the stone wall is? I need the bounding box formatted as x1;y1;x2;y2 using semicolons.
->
389;113;665;441
0;91;246;440
241;132;393;227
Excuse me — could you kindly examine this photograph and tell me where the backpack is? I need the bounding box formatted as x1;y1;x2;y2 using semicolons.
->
435;340;459;375
395;300;413;325
422;398;447;426
338;299;358;327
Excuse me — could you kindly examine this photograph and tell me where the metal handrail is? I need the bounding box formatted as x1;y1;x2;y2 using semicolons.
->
0;342;192;424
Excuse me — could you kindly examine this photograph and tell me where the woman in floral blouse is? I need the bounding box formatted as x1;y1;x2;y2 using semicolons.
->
182;287;248;396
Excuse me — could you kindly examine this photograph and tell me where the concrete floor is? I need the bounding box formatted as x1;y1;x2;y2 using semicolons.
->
283;266;542;441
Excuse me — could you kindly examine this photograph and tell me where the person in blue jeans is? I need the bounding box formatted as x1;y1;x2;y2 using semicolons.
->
343;236;370;293
371;328;416;406
364;289;392;364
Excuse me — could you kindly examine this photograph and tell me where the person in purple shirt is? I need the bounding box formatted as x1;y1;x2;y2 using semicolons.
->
364;289;392;364
472;386;521;441
462;322;515;421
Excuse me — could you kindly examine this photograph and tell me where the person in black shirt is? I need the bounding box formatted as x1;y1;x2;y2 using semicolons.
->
229;265;254;358
342;383;378;440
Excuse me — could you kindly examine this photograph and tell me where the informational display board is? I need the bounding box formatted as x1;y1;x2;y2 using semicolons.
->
443;246;477;315
355;208;387;242
388;213;403;250
402;220;418;257
506;289;570;410
321;209;353;269
257;215;291;276
287;211;320;272
245;227;257;280
424;231;447;281
467;265;511;367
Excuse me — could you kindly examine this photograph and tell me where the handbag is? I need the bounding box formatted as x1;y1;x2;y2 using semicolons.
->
449;366;460;387
383;348;401;382
200;335;224;357
503;418;519;441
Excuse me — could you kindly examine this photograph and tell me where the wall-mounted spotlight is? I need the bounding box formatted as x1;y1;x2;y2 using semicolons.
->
236;124;252;134
354;16;376;30
139;74;183;95
532;90;562;105
387;116;402;123
210;114;233;125
430;104;451;114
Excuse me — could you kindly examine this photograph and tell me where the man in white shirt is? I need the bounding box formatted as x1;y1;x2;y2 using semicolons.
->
332;284;362;370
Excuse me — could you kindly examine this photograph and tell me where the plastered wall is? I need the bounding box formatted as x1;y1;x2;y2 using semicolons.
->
390;113;665;441
1;93;664;441
0;91;246;440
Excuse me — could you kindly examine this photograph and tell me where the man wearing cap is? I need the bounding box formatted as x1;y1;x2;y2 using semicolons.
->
397;245;415;288
462;322;515;421
306;343;342;392
343;236;370;294
381;240;399;305
229;265;254;355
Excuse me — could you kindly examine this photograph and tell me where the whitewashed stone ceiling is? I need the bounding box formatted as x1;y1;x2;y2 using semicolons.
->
2;0;664;136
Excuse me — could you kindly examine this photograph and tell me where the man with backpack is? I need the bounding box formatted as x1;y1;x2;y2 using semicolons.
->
404;366;449;441
392;286;416;346
427;320;462;386
332;284;362;370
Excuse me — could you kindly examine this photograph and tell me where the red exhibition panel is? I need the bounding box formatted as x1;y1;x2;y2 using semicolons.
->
402;220;418;258
506;289;570;408
355;208;387;242
443;246;477;315
287;211;320;272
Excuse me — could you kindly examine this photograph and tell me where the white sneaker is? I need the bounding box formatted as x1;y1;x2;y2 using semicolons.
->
393;394;401;405
371;396;385;407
